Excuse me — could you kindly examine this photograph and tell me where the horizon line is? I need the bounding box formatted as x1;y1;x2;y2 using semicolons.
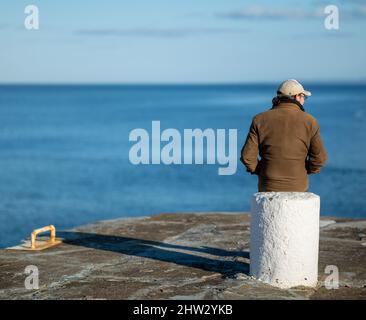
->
1;80;366;86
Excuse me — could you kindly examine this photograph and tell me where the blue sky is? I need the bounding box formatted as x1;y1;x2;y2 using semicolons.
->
1;0;366;83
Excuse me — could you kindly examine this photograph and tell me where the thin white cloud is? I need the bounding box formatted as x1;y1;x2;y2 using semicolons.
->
75;27;248;38
291;31;354;39
218;5;366;20
217;6;324;20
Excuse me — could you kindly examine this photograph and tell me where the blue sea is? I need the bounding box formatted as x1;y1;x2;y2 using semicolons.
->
0;84;365;247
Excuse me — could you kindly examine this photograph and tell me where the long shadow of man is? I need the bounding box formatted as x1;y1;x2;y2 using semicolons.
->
59;231;250;279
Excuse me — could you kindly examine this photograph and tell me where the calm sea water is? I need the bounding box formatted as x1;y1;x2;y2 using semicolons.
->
0;84;365;247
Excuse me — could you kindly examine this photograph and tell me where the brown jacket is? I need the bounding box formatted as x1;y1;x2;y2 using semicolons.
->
240;101;327;192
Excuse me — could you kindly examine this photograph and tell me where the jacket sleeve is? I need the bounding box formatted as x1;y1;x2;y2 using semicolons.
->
306;121;328;174
240;118;260;175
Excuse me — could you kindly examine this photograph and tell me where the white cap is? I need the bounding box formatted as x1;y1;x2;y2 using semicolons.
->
277;79;311;97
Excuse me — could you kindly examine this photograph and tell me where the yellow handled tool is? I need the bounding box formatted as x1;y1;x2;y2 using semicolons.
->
7;225;62;251
31;225;57;250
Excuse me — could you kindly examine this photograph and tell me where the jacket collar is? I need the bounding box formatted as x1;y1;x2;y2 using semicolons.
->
275;102;303;111
272;96;305;112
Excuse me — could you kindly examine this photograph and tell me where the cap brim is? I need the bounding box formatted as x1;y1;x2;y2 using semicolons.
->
303;90;311;97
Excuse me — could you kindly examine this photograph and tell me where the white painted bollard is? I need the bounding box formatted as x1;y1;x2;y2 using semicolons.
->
250;192;320;289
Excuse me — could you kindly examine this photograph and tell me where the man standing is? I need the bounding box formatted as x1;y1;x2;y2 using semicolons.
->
240;79;327;192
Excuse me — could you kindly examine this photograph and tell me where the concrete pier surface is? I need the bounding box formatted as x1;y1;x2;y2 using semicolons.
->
0;212;365;300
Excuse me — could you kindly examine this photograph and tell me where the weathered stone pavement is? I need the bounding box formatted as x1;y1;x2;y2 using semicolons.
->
0;212;365;299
